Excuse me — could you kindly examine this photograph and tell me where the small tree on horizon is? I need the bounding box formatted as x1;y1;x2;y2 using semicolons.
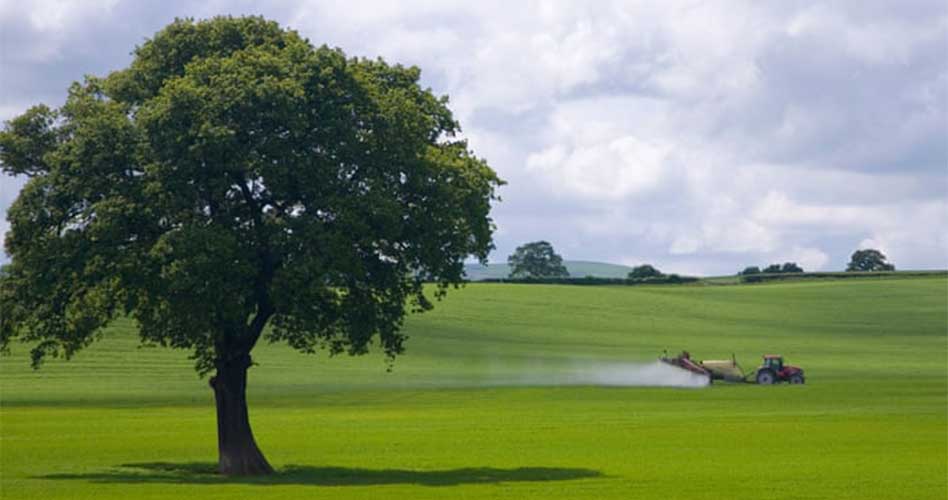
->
0;17;502;476
739;266;761;275
846;249;895;272
628;264;663;279
761;262;804;273
507;241;569;279
781;262;804;273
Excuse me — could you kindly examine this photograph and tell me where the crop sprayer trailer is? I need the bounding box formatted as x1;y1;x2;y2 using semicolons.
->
660;351;805;384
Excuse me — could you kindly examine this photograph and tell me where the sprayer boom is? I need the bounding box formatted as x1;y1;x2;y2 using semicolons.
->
659;351;805;384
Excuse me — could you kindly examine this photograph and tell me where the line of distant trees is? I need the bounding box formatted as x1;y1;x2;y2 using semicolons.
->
625;264;692;283
738;262;804;275
503;241;898;281
505;241;692;282
738;249;895;276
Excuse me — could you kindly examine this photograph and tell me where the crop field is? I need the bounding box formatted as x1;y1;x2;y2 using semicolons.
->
1;277;945;499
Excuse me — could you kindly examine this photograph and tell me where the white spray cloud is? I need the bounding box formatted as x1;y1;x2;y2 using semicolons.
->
495;360;710;389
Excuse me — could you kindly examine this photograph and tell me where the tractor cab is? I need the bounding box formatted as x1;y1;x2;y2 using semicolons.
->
761;355;783;371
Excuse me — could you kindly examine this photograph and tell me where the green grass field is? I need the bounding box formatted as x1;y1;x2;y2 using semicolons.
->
1;277;946;499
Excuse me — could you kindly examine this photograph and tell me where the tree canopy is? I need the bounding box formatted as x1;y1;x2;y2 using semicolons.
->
780;262;803;273
761;262;804;274
738;266;761;276
507;241;569;279
846;249;895;272
628;264;663;280
0;16;502;475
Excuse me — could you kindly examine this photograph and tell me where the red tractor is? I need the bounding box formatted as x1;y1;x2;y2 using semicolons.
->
754;354;805;384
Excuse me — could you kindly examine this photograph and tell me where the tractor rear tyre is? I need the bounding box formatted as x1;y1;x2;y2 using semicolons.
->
756;369;776;385
790;374;805;384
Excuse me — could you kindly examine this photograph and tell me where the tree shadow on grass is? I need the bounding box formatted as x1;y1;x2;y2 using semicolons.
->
39;462;603;487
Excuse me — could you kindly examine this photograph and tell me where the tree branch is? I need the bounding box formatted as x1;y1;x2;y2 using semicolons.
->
226;171;280;353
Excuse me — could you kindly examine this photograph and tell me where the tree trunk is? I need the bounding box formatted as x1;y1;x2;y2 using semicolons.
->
209;353;274;475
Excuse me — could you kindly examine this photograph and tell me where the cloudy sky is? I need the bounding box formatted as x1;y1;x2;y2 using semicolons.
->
1;1;946;274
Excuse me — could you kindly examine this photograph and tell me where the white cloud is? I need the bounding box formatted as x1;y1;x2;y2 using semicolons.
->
751;191;871;228
0;175;26;261
786;4;946;67
0;0;945;272
0;0;120;61
856;238;888;257
0;217;8;257
526;136;668;200
522;95;679;201
780;246;830;271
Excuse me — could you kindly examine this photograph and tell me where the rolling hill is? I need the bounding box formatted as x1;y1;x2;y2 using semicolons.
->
463;260;636;280
1;276;945;500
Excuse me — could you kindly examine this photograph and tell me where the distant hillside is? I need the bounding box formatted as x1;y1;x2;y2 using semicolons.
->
464;260;635;281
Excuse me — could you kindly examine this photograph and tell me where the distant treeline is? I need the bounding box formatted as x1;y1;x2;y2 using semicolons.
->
480;275;700;286
740;270;947;283
474;271;945;286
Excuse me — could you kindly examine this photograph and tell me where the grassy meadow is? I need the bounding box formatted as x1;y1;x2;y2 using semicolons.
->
1;277;945;499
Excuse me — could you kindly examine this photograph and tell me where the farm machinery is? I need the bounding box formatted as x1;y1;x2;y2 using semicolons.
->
660;351;805;384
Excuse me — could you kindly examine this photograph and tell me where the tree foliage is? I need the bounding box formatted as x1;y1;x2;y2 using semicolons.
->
846;249;895;272
739;266;761;276
506;241;569;279
0;16;502;381
780;262;803;273
761;262;803;274
628;264;663;280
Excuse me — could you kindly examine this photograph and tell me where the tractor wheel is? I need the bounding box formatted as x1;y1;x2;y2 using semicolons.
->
790;374;805;384
756;369;776;385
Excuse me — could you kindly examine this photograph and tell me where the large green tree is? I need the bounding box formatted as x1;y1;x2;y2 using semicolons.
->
0;17;501;476
846;249;895;272
507;241;569;279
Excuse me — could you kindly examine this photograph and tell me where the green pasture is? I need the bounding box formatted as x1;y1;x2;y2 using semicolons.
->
1;277;945;499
